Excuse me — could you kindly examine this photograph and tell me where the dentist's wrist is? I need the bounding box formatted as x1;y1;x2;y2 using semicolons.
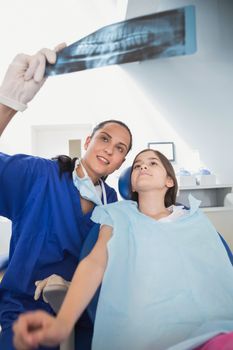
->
0;94;27;112
0;102;17;116
0;103;17;136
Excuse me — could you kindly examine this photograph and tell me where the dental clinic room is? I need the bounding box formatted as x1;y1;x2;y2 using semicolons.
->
1;1;233;350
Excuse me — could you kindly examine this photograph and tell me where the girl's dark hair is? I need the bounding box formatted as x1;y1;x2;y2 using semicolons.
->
130;149;178;207
53;119;132;177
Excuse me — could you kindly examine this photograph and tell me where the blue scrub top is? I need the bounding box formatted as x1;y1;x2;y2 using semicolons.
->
0;152;117;331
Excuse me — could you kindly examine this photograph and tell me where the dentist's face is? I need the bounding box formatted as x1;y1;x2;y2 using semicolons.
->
82;122;131;181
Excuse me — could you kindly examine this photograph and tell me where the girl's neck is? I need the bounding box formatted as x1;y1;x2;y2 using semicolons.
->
138;191;170;220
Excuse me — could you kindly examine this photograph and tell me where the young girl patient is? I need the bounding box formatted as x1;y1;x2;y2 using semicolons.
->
13;149;233;350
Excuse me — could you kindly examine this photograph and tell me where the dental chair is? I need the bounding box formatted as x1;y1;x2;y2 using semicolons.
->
43;166;233;350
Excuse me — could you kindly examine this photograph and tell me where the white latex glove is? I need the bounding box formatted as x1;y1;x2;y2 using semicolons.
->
34;274;70;303
0;43;66;112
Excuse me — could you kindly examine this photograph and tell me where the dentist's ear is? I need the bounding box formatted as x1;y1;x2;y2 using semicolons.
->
84;136;91;150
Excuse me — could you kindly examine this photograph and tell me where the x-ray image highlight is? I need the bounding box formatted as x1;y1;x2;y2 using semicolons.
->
45;5;196;76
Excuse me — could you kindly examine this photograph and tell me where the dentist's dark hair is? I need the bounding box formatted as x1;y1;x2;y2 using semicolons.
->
130;149;178;207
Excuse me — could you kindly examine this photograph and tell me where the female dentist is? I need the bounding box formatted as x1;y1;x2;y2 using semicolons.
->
0;48;133;350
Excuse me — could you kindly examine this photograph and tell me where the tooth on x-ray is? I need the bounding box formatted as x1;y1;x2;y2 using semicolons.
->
45;5;196;76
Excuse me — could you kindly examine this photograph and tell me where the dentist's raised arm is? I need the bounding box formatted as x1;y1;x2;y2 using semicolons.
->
0;44;66;136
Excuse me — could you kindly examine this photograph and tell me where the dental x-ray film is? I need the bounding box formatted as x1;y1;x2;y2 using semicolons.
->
45;5;196;76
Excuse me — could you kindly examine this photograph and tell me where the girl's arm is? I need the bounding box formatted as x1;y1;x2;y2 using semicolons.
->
13;224;112;349
56;224;112;334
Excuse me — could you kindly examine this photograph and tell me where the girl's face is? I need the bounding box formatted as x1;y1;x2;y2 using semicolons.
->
131;150;174;194
82;122;131;180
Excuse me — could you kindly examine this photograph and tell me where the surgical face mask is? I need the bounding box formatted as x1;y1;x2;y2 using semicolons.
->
72;158;107;206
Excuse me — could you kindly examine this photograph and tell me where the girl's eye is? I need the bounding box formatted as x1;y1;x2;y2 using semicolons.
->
150;161;157;166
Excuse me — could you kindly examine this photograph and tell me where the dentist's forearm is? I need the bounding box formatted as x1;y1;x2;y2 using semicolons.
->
0;103;17;136
56;256;105;335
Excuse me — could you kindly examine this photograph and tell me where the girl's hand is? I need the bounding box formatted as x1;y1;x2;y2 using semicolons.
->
13;310;69;349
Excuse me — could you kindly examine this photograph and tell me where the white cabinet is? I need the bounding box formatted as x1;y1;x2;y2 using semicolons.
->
204;207;233;250
177;184;233;208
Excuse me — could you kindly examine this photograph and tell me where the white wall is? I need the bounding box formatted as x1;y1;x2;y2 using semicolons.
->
0;0;232;191
124;0;233;185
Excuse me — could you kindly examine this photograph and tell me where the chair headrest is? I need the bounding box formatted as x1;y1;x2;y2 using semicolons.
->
118;166;132;200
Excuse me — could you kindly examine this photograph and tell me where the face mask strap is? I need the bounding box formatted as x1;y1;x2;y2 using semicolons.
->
99;179;107;205
74;158;88;179
74;158;108;205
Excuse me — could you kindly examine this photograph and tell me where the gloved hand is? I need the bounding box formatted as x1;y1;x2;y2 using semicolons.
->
0;43;66;112
34;274;70;303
